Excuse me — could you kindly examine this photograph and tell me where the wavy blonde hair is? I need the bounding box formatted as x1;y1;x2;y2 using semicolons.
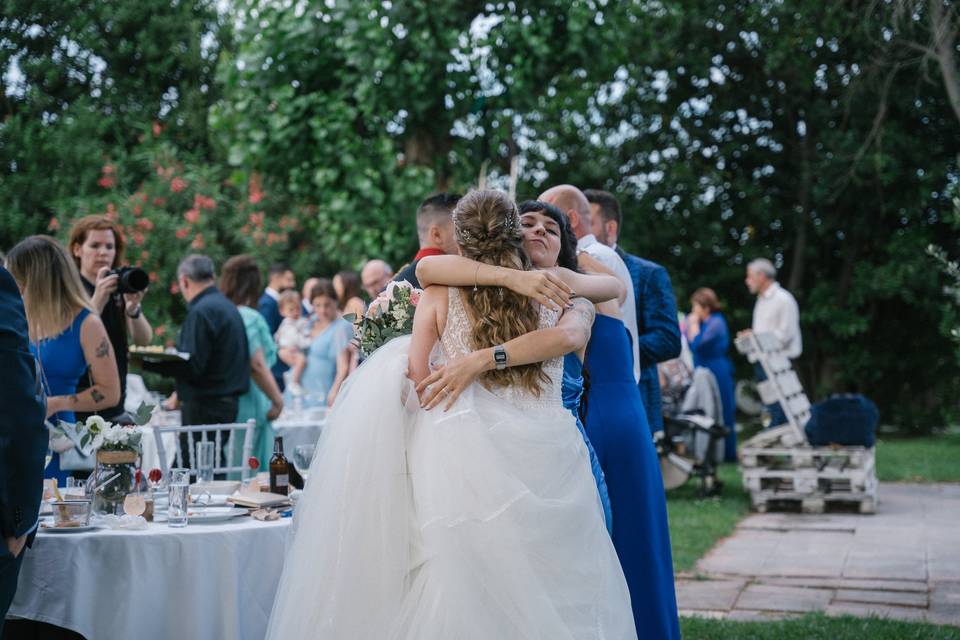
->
5;235;93;342
454;190;548;396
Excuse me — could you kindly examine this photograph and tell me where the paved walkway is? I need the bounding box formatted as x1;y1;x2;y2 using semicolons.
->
676;483;960;626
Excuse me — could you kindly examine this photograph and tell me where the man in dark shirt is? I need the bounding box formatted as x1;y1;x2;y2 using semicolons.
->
141;254;249;427
393;193;461;289
0;266;48;635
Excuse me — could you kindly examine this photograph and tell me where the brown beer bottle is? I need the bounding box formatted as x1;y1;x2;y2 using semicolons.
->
269;436;290;495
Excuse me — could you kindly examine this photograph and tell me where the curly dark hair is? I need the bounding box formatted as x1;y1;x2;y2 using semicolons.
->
517;200;579;271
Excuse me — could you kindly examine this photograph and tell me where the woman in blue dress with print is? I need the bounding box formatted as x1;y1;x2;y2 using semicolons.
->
684;287;737;461
295;279;355;408
6;236;121;483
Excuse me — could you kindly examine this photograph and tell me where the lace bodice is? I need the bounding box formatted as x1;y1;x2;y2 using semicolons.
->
440;287;563;410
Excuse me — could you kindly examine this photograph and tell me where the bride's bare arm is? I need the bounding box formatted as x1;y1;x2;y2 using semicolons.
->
407;286;445;386
417;299;597;411
416;255;619;307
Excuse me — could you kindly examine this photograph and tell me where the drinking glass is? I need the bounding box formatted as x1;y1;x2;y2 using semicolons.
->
292;444;316;483
167;468;191;528
195;441;215;483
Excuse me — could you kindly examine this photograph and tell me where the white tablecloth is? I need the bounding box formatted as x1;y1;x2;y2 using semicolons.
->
9;518;291;640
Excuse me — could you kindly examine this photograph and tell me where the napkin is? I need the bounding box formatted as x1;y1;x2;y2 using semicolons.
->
250;508;281;521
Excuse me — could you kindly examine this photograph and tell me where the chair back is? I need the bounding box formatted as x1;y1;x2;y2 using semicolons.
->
151;420;256;480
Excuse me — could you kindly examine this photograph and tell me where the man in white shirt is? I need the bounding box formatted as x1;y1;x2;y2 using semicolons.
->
741;258;801;426
540;185;641;382
744;258;802;358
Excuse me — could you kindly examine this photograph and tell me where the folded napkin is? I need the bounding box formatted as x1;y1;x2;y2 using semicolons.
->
250;508;281;521
93;514;149;530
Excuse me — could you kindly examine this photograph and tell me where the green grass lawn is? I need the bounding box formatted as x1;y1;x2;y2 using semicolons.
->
666;463;750;573
875;432;960;483
680;613;960;639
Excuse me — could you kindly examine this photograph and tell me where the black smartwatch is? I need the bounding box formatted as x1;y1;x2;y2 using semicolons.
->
493;345;508;371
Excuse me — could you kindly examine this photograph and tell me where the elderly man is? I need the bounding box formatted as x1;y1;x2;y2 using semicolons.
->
141;254;249;427
540;185;641;383
0;267;48;636
360;260;393;299
742;257;802;427
393;193;461;289
584;189;681;435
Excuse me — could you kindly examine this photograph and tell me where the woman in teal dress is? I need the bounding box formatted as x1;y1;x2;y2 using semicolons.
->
220;256;284;468
294;279;355;409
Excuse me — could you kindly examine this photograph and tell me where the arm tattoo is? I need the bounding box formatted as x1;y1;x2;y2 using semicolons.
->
95;338;110;358
68;394;79;406
91;389;105;404
570;298;597;331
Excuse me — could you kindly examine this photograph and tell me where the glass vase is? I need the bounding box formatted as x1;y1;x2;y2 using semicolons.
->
91;449;138;515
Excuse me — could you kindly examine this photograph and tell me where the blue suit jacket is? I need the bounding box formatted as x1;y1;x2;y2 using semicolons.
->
616;248;681;433
258;291;288;390
0;267;48;542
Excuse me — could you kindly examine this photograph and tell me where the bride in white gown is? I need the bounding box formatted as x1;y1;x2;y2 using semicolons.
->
266;190;636;640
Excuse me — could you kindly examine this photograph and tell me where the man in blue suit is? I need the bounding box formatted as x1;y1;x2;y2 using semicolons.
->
585;189;681;435
0;266;49;634
258;262;295;390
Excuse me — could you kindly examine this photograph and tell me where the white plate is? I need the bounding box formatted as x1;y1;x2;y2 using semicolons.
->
186;507;248;523
41;524;98;534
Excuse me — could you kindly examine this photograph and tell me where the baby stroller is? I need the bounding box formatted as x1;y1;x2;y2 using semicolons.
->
655;357;729;497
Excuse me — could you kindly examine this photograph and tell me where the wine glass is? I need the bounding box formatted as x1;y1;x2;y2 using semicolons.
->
292;444;316;483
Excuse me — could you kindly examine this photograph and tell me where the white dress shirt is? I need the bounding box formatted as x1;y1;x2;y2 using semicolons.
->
264;287;280;301
577;234;641;382
752;281;802;359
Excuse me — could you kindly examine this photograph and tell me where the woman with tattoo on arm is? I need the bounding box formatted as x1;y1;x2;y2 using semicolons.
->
5;237;120;483
417;199;681;639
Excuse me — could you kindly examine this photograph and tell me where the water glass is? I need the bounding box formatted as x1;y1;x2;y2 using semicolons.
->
195;441;215;483
292;444;316;482
167;468;191;528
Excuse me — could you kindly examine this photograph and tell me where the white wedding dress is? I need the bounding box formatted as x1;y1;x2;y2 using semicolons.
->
266;288;636;639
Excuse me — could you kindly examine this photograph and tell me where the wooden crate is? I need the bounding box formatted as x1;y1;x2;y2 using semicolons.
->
750;489;877;515
741;444;875;470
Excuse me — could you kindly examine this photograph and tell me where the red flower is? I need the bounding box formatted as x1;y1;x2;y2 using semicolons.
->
175;227;190;239
184;208;200;224
191;233;205;249
154;324;166;337
48;217;60;231
170;177;187;193
248;212;264;227
194;194;216;210
148;468;162;483
248;457;260;471
249;191;263;204
135;469;143;486
148;271;158;282
141;251;151;260
152;121;163;137
102;164;115;175
135;218;154;231
152;197;167;207
97;176;116;189
132;231;145;247
132;204;142;216
169;281;180;295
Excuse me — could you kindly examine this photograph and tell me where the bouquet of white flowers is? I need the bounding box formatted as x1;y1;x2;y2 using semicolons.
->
345;280;422;356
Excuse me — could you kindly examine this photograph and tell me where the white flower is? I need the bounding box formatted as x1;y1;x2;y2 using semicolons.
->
85;415;108;434
90;434;105;450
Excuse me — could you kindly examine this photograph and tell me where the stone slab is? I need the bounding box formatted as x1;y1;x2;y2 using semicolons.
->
675;578;746;611
756;576;928;593
825;602;928;623
834;588;928;608
736;584;834;613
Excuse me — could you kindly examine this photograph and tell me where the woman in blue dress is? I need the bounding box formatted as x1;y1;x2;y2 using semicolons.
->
684;287;738;461
295;279;355;409
6;236;121;483
415;199;680;638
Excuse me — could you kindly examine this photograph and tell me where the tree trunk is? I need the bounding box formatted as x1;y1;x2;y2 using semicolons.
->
930;0;960;126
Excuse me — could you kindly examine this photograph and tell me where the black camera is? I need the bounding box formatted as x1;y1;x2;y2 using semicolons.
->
108;266;149;294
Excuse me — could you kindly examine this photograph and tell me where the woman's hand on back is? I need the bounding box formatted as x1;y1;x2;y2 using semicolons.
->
504;269;573;311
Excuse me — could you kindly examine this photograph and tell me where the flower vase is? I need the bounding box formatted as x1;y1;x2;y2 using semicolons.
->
92;449;138;515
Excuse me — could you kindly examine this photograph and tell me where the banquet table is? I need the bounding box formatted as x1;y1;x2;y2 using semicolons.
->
8;517;291;640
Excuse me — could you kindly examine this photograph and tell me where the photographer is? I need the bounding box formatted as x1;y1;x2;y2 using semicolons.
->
68;215;153;422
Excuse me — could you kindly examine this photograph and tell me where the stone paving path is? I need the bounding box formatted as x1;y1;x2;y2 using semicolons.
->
676;483;960;626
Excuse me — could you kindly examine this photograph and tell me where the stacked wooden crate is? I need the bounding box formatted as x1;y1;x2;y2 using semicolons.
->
735;333;878;514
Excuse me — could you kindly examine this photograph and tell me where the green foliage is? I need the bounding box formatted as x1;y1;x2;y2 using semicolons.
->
2;0;958;430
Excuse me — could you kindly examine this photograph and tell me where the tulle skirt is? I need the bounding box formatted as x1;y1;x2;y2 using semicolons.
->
266;336;636;640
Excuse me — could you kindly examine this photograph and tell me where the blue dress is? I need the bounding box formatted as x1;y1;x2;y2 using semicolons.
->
686;313;737;461
29;308;90;483
562;353;612;534
584;314;680;639
296;316;354;408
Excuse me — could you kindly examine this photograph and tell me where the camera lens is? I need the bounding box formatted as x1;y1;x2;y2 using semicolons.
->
117;267;149;293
